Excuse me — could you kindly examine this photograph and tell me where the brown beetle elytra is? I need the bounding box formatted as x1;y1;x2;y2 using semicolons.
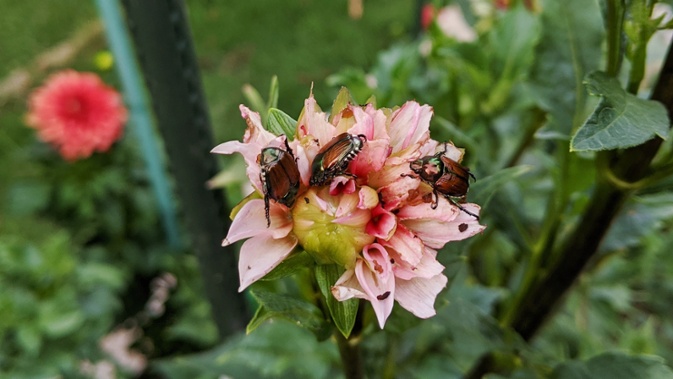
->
258;137;301;227
309;133;367;186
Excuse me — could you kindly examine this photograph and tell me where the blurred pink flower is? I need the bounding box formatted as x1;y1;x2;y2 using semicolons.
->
213;92;486;328
26;70;127;161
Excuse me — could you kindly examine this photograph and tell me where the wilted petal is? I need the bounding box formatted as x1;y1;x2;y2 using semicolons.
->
357;185;379;210
223;199;292;246
377;175;421;211
238;234;298;291
239;105;277;145
395;273;447;318
365;204;397;240
332;268;366;301
355;244;395;328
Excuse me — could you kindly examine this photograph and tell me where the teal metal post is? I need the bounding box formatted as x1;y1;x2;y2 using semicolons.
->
94;0;182;248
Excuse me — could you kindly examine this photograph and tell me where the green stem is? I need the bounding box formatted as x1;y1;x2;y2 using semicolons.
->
335;330;365;379
605;0;625;77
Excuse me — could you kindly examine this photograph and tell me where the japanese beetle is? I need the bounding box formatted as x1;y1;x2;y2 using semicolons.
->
309;133;367;186
258;137;301;227
404;143;479;220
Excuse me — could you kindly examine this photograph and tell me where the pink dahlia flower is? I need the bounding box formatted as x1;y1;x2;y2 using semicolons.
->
213;92;485;328
26;70;127;161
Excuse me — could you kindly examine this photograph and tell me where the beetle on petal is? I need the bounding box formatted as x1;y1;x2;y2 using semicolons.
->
258;137;301;227
310;133;367;186
404;143;479;220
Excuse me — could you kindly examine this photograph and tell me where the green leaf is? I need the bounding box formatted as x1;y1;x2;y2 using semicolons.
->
571;71;669;151
247;289;329;340
331;87;354;118
315;264;358;338
266;108;298;139
267;75;279;110
551;352;673;379
469;165;533;207
260;251;314;281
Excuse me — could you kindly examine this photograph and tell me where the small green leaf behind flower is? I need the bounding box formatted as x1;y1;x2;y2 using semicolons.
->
266;108;298;138
315;264;359;339
570;71;669;152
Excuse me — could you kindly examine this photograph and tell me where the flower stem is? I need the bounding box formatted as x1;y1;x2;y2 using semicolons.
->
335;331;364;379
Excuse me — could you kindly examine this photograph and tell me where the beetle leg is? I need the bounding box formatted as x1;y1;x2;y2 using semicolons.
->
447;197;479;220
431;190;439;209
264;195;271;227
400;172;418;179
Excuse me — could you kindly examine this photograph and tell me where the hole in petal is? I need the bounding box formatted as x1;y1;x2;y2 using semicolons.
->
459;223;468;232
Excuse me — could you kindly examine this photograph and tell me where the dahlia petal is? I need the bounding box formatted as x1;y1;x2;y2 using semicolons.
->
388;102;432;155
211;140;264;191
402;203;484;249
441;203;486;242
369;164;419;196
365;204;397;241
396;199;460;222
389;246;444;280
395;273;447;318
349;139;392;179
344;104;374;139
329;177;356;195
239;105;276;145
332;208;371;227
297;95;335;147
357;185;379;210
291;142;312;187
332;269;365;301
335;192;363;219
356;244;395;328
379;224;424;267
378;175;421;211
222;199;292;246
238;234;298;291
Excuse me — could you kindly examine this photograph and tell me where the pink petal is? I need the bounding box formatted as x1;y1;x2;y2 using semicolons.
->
329;176;356;195
297;95;335;147
378;176;421;211
222;199;292;246
290;142;312;187
357;185;379;210
349;139;392;179
402;203;484;249
239;105;277;145
238;234;298;291
355;244;395;328
332;208;371;227
388;102;432;155
379;224;424;267
397;199;460;223
332;269;365;301
365;204;397;241
389;245;444;280
344;104;374;139
394;273;447;318
441;203;486;242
